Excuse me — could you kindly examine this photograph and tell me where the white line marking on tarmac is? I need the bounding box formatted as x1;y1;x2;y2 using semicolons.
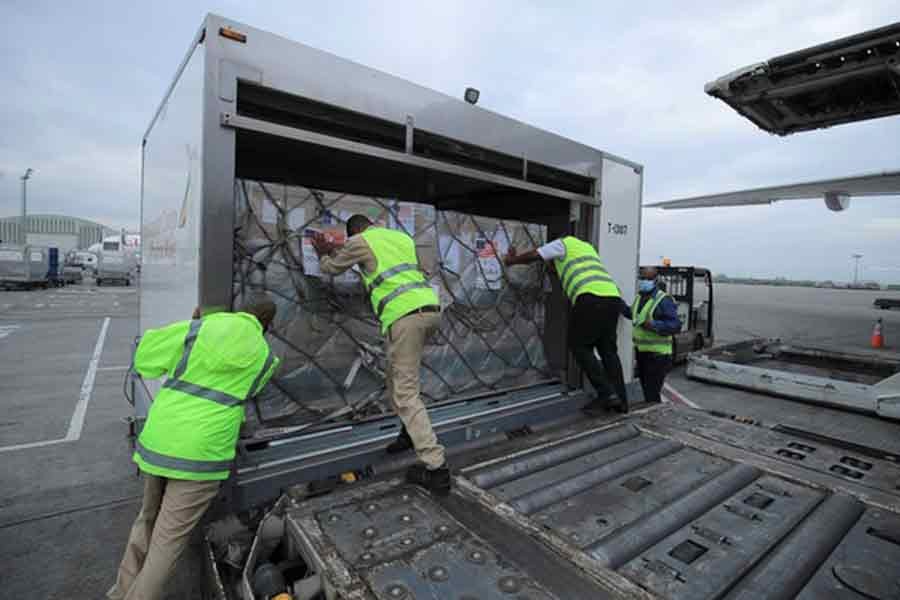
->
66;317;110;441
97;365;129;371
0;324;20;339
3;317;114;452
0;437;68;452
662;382;700;408
1;317;118;453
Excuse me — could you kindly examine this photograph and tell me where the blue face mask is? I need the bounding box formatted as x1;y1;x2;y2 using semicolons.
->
638;279;656;293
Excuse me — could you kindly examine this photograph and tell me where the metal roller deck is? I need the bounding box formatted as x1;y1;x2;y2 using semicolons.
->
269;403;900;599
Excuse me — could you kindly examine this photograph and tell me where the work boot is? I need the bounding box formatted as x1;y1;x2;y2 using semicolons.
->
609;399;629;414
386;427;414;454
582;396;612;417
405;462;451;496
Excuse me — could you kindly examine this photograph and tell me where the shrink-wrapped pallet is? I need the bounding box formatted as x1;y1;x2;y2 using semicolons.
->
233;180;551;431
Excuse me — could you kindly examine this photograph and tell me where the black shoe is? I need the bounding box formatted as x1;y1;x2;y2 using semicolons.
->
581;398;610;417
610;401;629;414
406;463;451;496
386;428;414;454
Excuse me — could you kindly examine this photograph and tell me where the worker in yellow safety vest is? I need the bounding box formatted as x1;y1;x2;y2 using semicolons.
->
311;215;449;495
623;266;682;404
505;235;628;415
108;299;279;600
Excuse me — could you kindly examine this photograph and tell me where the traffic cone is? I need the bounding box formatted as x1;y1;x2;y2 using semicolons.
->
871;318;884;349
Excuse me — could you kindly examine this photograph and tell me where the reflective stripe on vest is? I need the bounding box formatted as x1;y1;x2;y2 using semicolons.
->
554;237;620;302
247;348;275;398
161;378;244;406
376;281;433;316
561;259;615;296
361;227;439;334
368;263;419;290
161;323;274;406
172;318;202;379
632;290;674;355
136;439;232;473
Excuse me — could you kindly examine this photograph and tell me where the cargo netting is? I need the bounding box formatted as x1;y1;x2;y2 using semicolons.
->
233;179;552;434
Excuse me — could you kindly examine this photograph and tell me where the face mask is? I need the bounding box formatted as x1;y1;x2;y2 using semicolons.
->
638;279;655;293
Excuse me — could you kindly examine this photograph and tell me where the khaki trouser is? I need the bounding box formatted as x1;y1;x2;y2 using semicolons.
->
108;474;220;600
386;310;446;469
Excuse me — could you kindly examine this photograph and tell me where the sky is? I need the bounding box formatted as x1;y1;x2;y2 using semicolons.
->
1;1;898;282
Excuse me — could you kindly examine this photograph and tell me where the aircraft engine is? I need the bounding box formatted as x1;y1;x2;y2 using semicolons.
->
824;192;850;211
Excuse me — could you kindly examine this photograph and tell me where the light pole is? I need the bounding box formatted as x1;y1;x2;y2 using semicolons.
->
20;168;33;244
851;253;863;286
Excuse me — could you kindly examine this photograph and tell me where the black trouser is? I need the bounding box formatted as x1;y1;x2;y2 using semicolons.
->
569;294;628;405
636;350;672;404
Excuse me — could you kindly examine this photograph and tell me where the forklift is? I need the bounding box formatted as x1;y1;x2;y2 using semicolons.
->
642;264;714;362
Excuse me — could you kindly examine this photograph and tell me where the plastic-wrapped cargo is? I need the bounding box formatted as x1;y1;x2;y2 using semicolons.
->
233;180;552;427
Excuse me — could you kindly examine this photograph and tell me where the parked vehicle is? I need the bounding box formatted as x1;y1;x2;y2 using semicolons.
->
649;265;714;362
62;264;83;284
77;250;98;275
874;297;900;310
96;238;136;286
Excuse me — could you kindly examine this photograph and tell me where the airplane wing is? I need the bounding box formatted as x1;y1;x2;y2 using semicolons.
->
706;22;900;135
647;170;900;211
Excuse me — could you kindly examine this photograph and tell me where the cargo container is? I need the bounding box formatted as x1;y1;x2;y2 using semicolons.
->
134;14;644;481
97;238;136;286
0;244;50;289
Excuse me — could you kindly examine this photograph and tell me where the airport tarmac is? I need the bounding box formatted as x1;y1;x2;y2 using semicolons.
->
0;281;204;599
713;282;900;352
0;280;898;599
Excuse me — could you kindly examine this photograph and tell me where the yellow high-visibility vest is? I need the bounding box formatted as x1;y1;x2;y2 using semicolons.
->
134;312;278;480
632;289;674;355
360;227;439;334
553;236;620;303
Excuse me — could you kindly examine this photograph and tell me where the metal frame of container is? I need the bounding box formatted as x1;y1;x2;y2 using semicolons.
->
138;14;644;511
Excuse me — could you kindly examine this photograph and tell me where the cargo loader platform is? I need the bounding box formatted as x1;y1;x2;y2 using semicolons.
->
209;403;900;599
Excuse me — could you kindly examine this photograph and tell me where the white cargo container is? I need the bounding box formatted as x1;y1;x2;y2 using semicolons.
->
96;238;136;286
0;244;50;289
137;13;642;510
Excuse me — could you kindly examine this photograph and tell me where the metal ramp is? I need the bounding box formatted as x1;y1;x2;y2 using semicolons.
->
687;339;900;420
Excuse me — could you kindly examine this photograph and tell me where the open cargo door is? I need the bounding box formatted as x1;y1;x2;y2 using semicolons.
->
706;22;900;135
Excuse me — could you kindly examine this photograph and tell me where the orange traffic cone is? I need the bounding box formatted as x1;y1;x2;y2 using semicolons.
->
871;318;885;349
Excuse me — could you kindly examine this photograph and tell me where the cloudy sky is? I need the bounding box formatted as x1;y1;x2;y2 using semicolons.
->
1;1;898;282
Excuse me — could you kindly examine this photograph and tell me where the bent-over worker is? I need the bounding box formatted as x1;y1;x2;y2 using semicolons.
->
311;215;450;495
108;299;279;600
623;266;681;404
504;235;628;415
